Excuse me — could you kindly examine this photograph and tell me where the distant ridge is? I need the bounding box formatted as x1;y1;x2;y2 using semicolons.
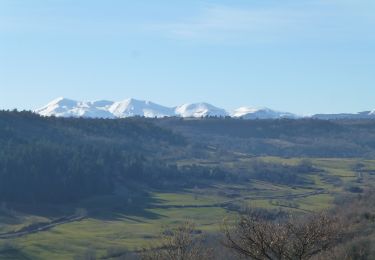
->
35;98;230;118
175;103;228;118
232;107;298;119
312;111;375;120
35;97;375;120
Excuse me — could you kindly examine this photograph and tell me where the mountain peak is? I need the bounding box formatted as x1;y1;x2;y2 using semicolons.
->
108;98;174;118
232;106;268;117
35;97;375;120
47;97;76;106
232;106;298;119
175;103;228;118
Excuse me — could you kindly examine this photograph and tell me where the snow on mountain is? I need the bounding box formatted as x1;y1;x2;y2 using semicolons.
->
35;97;75;117
175;103;228;118
35;97;175;118
36;98;230;118
37;97;375;120
35;97;115;118
232;107;299;119
109;98;175;118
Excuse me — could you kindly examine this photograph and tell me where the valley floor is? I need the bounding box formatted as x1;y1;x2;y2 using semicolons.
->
0;156;374;259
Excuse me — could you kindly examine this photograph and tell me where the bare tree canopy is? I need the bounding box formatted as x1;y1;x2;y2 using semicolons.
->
141;221;213;260
223;211;342;260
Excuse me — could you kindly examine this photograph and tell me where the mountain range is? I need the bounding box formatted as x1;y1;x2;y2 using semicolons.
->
34;97;375;120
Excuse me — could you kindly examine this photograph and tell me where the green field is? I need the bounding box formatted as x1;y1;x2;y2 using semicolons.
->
0;156;374;259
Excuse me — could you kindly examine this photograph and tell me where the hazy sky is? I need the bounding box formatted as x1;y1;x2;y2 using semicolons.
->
0;0;374;114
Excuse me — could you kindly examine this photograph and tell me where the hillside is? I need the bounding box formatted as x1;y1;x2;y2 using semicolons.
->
0;111;375;258
0;111;187;203
158;117;375;157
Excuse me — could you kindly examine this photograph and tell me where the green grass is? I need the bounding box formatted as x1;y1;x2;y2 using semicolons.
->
151;192;223;206
1;206;230;259
0;156;372;259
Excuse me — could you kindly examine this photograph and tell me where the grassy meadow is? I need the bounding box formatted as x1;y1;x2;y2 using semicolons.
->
0;156;373;259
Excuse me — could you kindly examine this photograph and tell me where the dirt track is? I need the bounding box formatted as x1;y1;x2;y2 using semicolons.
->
0;190;327;239
0;215;85;239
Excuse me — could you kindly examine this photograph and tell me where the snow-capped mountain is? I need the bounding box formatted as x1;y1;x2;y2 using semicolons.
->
35;97;115;118
175;103;228;118
232;107;299;119
35;97;175;118
35;98;229;118
35;97;375;120
109;98;175;118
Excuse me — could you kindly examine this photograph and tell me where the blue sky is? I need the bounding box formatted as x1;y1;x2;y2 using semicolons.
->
0;0;374;114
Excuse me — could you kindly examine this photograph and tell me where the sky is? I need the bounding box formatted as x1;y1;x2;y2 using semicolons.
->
0;0;374;115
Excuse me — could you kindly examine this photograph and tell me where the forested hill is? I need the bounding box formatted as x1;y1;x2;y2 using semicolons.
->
0;111;188;204
2;111;375;205
0;110;183;148
157;117;375;158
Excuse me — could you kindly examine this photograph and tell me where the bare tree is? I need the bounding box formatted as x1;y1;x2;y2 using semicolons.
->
223;211;342;260
141;221;213;260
